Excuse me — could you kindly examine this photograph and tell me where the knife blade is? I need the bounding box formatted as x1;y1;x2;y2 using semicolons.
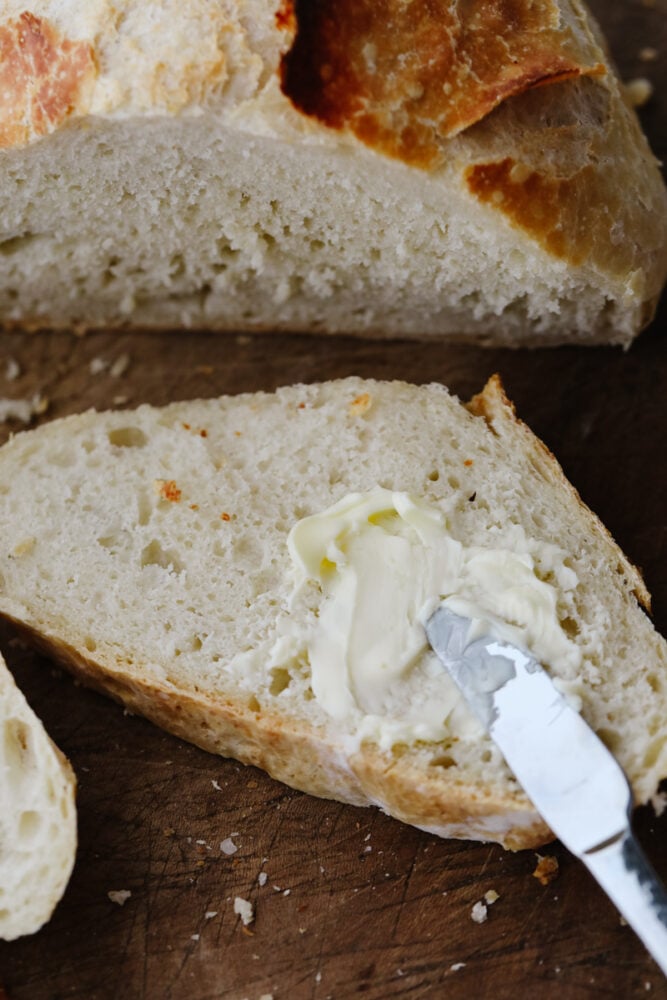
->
425;604;667;975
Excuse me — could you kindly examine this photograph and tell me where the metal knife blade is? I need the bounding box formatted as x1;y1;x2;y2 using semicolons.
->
426;604;667;976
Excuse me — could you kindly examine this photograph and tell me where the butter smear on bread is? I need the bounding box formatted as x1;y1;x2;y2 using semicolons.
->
284;490;584;749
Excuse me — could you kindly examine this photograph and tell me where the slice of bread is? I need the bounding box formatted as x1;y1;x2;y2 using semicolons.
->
0;2;665;345
0;650;77;940
0;376;666;850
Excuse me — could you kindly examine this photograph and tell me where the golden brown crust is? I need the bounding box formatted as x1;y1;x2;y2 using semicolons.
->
0;11;96;149
467;375;651;610
280;0;604;168
1;611;552;851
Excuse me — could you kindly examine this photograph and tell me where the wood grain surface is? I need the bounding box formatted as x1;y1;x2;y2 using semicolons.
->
1;3;667;998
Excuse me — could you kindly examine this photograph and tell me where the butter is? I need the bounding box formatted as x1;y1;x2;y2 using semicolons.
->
286;489;582;750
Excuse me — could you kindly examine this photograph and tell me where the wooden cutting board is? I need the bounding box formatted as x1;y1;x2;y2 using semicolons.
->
1;4;667;997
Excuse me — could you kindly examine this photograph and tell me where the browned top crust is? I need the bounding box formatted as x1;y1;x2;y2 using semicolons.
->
280;0;604;167
0;11;96;149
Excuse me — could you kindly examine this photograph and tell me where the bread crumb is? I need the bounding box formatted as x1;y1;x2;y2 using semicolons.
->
113;394;129;406
11;537;35;557
205;910;217;919
233;897;254;926
470;901;487;924
625;77;654;107
110;353;131;378
5;357;20;381
191;933;200;941
639;47;658;61
0;394;48;424
533;854;559;886
450;962;466;971
221;837;238;855
258;872;268;887
90;357;108;375
484;889;499;905
212;779;222;791
108;890;132;906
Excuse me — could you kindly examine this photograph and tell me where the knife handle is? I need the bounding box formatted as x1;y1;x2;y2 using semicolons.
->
581;831;667;975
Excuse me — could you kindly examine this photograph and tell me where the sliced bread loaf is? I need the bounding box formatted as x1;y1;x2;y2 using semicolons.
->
0;2;665;344
0;650;77;940
0;376;665;850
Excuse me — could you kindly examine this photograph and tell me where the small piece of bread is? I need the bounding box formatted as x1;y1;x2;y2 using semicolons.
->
0;2;665;345
0;377;666;850
0;651;77;940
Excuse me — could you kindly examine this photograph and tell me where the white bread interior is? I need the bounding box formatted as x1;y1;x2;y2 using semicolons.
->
0;377;665;850
0;650;77;941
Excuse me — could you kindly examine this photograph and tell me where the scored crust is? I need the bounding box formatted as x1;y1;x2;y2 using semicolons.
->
281;0;605;167
0;0;664;337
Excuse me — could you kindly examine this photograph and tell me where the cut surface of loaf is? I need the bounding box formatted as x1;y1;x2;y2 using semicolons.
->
0;377;666;850
0;1;665;345
0;651;77;940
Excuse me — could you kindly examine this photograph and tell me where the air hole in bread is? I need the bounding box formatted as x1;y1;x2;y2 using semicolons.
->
108;427;148;449
3;718;33;781
430;754;456;769
270;668;291;696
98;535;118;550
0;233;37;256
84;636;97;652
137;491;153;526
561;616;580;638
447;474;461;490
18;810;41;840
140;539;184;573
247;695;261;713
427;470;440;482
169;253;186;279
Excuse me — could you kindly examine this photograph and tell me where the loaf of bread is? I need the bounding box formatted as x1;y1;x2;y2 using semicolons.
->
0;1;665;345
0;376;666;850
0;650;77;940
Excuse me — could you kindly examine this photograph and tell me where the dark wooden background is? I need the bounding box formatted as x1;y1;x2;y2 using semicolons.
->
1;2;667;997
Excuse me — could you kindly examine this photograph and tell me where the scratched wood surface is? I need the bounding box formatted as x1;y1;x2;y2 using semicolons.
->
1;3;667;998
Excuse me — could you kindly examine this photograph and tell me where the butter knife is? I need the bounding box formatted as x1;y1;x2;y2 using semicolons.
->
425;605;667;975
